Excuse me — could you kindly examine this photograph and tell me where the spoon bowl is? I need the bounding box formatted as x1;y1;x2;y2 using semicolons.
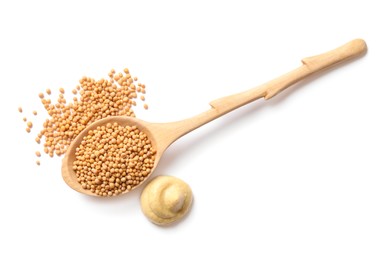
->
62;116;163;196
62;39;367;196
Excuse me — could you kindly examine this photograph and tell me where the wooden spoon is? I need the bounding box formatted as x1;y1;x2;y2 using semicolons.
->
62;39;367;196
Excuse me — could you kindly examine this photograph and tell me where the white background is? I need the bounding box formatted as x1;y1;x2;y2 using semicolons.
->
0;1;389;259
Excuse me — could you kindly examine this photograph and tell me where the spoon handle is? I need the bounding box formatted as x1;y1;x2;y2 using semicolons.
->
210;39;367;111
156;39;367;149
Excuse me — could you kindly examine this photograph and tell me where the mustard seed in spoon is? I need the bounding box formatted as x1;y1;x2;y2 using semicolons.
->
72;122;156;196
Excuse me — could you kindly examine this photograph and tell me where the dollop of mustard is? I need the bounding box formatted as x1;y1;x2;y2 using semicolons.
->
140;176;193;225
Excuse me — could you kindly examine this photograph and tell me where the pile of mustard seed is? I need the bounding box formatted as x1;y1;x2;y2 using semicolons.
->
19;68;148;165
73;122;156;196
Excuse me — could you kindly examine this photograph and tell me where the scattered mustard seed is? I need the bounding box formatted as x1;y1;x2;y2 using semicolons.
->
18;107;23;113
22;68;149;164
33;110;37;116
35;151;41;157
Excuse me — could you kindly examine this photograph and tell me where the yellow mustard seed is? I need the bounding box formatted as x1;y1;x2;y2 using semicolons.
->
73;123;155;196
24;68;148;164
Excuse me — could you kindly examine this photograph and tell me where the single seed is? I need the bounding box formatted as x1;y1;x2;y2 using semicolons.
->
23;117;27;122
39;93;44;99
26;127;31;133
140;96;145;101
27;121;33;128
36;151;41;157
143;104;148;110
18;107;23;113
72;89;77;95
33;110;37;116
36;160;40;166
59;88;65;94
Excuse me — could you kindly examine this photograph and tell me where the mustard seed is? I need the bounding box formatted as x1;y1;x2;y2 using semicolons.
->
23;68;149;166
35;151;41;157
18;107;23;113
144;104;149;110
33;110;37;116
36;160;40;166
73;123;155;196
23;117;27;122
